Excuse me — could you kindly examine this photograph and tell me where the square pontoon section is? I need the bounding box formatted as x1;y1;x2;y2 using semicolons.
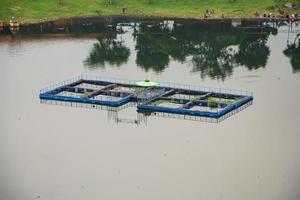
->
57;91;84;98
169;93;200;100
92;94;124;101
168;90;207;100
188;105;222;112
74;83;105;90
150;98;186;108
201;95;241;105
108;86;141;93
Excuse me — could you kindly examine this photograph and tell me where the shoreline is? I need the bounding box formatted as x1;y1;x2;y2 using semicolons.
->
3;14;300;26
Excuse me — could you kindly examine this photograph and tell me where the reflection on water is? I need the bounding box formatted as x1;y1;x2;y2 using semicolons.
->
1;17;299;79
135;21;276;79
284;35;300;73
84;39;130;68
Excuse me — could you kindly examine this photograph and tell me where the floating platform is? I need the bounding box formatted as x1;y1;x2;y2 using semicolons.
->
39;76;253;121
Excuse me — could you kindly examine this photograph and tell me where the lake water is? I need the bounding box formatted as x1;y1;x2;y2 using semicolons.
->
1;18;300;200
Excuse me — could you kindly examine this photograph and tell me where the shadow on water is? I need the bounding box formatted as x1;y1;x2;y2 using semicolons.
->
1;16;299;78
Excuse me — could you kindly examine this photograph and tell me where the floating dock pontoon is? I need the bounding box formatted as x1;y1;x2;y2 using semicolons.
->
39;76;253;122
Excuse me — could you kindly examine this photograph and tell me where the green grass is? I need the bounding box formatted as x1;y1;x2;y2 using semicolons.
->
151;98;181;106
151;99;169;106
0;0;300;23
206;97;238;107
82;90;92;97
207;97;218;108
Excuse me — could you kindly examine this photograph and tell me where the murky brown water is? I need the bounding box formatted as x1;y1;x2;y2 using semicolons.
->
1;19;300;200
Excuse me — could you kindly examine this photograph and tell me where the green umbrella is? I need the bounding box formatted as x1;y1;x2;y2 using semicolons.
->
136;79;159;87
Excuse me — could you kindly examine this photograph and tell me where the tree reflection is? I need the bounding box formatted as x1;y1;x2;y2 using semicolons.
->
133;22;274;79
192;46;235;80
135;23;171;72
83;20;275;78
173;23;240;80
84;39;130;68
283;38;300;73
235;34;270;70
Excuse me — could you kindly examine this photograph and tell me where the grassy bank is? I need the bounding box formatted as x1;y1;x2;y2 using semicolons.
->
1;0;300;23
